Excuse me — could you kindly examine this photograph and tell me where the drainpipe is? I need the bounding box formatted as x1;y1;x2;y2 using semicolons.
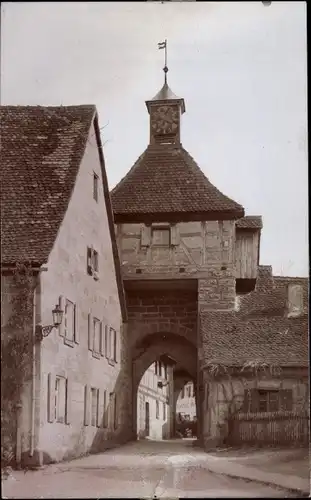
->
15;403;23;469
29;279;38;457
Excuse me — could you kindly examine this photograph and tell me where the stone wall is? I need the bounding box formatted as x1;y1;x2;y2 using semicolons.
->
126;289;198;347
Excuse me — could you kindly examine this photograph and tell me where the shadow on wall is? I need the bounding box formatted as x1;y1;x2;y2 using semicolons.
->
89;324;134;455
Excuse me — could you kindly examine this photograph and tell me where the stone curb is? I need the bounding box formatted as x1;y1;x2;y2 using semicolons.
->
201;461;310;496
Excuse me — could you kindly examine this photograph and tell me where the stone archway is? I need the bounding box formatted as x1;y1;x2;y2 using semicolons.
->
132;332;197;439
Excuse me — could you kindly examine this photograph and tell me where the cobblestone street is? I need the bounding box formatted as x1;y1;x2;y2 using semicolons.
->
2;440;305;498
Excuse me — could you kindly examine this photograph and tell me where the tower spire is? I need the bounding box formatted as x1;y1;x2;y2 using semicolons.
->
158;40;168;84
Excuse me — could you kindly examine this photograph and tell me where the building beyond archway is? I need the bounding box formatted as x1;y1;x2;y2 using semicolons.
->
132;328;198;440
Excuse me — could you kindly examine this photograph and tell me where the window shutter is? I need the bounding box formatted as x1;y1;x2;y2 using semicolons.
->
87;247;93;274
105;326;108;358
74;304;79;344
242;389;250;413
103;390;108;428
84;384;90;426
88;313;93;351
250;389;259;413
98;389;104;428
112;329;117;362
59;296;65;337
170;224;180;246
96;389;100;427
141;226;151;247
47;373;55;423
65;377;72;425
100;322;105;356
279;389;293;411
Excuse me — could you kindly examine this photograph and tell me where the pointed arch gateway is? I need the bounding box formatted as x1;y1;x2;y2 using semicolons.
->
132;329;198;439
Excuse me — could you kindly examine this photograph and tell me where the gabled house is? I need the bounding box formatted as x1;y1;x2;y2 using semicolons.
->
1;105;127;466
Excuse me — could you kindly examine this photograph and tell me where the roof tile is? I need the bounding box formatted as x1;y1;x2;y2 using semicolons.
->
111;144;244;221
0;105;95;264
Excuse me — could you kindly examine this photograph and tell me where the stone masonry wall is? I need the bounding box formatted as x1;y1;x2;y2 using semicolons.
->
126;289;198;347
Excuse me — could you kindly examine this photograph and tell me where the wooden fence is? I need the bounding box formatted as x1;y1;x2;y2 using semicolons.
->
227;411;310;446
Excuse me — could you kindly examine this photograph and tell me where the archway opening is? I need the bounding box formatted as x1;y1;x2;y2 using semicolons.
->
137;357;173;441
133;332;198;443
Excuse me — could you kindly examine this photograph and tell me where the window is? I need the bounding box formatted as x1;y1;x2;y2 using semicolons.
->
93;172;99;202
243;389;293;413
164;365;168;380
64;299;75;342
154;362;158;375
93;318;101;355
163;402;166;420
55;376;67;423
181;387;185;399
187;385;191;398
91;388;99;427
156;400;159;419
152;228;170;246
87;247;99;276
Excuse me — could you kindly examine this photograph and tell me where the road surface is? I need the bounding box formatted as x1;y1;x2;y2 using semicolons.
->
2;439;300;498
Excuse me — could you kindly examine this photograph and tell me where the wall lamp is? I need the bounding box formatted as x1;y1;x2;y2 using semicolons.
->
35;304;64;342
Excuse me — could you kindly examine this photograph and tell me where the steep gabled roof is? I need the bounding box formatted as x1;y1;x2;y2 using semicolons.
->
1;104;128;321
1;105;96;264
111;144;244;223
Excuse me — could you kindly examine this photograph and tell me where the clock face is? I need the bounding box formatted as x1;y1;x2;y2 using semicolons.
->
151;105;179;135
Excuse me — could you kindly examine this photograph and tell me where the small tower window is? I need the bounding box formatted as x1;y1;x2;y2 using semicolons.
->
152;227;170;246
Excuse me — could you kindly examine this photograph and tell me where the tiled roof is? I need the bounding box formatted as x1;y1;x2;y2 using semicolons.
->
201;266;309;367
0;105;95;264
236;216;263;229
111;144;244;222
202;313;308;367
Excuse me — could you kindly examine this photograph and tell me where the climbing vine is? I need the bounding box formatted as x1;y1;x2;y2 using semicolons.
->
1;262;35;470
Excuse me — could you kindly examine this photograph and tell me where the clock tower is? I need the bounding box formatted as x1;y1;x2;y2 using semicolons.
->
146;70;185;146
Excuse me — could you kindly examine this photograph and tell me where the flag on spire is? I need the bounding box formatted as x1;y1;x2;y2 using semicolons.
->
158;41;166;50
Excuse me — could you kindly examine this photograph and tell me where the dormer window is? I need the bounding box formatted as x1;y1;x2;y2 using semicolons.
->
287;284;303;317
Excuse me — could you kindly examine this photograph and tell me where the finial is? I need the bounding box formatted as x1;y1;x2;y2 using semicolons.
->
158;40;168;84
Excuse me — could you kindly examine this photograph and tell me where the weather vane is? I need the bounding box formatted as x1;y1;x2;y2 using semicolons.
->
158;39;168;84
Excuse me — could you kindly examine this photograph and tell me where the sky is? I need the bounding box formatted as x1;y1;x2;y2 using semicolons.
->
1;1;308;277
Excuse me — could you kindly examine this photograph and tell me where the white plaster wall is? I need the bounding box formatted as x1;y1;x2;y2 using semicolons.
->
137;363;169;440
38;121;123;462
176;381;197;420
